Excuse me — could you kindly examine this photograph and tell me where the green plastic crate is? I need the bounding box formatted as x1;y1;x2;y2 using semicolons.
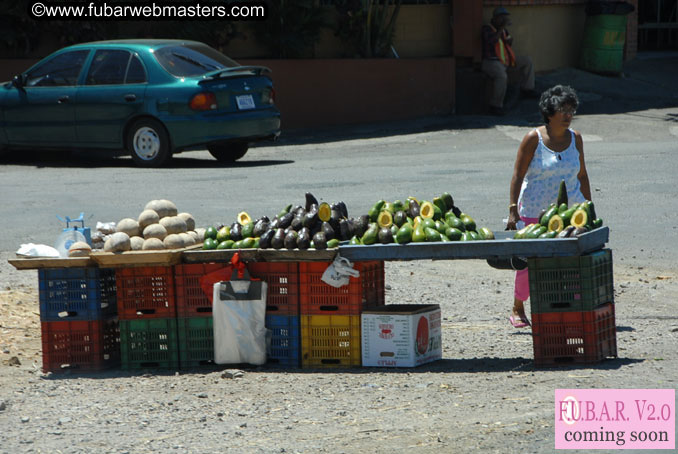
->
528;249;614;313
177;317;214;368
120;318;179;369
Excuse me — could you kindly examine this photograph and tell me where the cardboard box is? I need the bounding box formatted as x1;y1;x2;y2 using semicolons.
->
361;304;441;367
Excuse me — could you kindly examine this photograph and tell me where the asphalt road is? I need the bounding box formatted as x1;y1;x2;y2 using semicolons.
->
0;105;677;272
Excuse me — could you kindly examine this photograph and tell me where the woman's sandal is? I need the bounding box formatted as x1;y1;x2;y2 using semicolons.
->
509;314;531;328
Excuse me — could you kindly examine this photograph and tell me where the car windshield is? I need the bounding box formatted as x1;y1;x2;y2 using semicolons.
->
153;44;239;77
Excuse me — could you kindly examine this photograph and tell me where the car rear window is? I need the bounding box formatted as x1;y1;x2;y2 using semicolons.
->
153;44;239;78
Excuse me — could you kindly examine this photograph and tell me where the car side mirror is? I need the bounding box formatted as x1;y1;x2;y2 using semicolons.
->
12;74;26;89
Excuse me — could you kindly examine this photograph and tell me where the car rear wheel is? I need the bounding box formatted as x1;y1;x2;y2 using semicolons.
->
127;118;171;167
208;143;249;163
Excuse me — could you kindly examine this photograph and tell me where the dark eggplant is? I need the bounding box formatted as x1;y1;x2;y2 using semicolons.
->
269;217;280;230
293;205;305;216
271;228;286;249
284;230;299;250
312;231;327;250
305;192;319;212
329;209;342;231
557;225;576;238
278;212;294;229
259;229;275;249
354;215;369;237
573;226;589;236
451;205;462;218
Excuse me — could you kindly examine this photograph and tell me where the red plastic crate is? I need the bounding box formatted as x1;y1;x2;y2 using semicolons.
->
532;302;617;367
174;262;300;317
299;261;385;315
41;318;120;373
174;263;225;317
249;262;300;316
116;266;176;319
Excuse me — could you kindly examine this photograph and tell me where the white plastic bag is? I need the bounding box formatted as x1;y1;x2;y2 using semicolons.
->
212;278;268;365
321;255;360;288
16;243;60;258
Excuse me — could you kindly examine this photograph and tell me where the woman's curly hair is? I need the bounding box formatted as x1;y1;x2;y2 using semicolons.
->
539;85;579;124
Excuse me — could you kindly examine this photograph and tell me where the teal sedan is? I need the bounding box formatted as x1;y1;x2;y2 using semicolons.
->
0;39;281;167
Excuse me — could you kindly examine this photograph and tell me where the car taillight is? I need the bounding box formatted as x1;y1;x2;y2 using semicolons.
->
268;88;276;104
189;92;217;111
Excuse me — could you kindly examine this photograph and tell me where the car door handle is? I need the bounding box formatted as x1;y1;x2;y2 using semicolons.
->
124;94;137;102
57;95;69;104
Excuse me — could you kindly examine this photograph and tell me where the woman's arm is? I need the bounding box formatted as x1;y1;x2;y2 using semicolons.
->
574;130;592;201
507;130;538;229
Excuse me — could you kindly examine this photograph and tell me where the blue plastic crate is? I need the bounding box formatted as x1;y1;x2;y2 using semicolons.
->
266;314;300;367
39;268;117;321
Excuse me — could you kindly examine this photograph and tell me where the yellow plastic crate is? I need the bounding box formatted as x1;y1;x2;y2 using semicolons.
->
301;315;361;368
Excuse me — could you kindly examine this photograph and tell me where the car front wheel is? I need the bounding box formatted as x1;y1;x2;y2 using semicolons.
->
127;118;171;167
208;143;249;163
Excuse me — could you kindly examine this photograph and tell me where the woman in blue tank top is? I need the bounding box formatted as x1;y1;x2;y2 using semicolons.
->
506;85;593;328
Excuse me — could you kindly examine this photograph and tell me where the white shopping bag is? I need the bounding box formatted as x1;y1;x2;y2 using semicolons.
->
321;255;360;288
212;269;268;365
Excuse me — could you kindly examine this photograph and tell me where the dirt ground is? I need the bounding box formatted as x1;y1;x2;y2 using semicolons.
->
1;250;676;454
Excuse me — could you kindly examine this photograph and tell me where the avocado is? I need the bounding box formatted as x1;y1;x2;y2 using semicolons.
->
217;239;234;250
303;209;319;229
278;212;294;229
412;224;426;242
368;200;386;222
337;201;348;219
378;227;394;244
305;192;319;212
203;238;217;250
241;237;256;249
230;222;243;241
271;228;285;249
321;222;336;240
312;231;328;249
278;204;292;219
445;227;463;241
290;215;303;231
395;223;413;244
326;238;340;249
297;230;311;250
361;224;379;245
424;227;441;242
339;219;351;241
393;210;408;227
440;192;454;211
408;199;421;218
259;229;275;249
252;219;269;238
557;180;568;207
284;230;298;249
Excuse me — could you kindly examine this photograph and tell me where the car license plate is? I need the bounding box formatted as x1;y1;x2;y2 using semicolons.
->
236;94;255;110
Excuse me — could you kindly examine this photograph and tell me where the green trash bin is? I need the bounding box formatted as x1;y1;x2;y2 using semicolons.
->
579;14;627;75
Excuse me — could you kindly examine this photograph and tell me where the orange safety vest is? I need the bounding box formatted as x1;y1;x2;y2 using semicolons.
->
495;29;516;67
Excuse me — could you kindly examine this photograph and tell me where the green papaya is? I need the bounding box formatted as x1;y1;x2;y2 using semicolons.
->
424;227;442;242
445;227;463;241
395;224;413;244
412;224;427;243
368;200;386;222
557;179;568;207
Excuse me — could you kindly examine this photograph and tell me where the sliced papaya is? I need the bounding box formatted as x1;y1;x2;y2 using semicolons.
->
570;209;589;228
377;210;393;228
318;202;332;223
237;211;252;225
548;214;565;233
419;201;435;219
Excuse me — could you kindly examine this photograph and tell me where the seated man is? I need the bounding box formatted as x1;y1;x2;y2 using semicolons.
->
481;7;538;115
